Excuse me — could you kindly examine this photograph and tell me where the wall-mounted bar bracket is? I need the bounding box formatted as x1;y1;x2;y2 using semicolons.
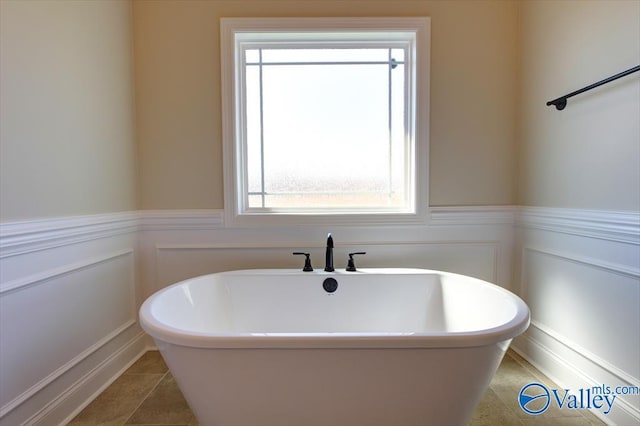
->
546;65;640;111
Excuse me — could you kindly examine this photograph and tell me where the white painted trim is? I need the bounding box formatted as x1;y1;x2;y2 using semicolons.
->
429;206;517;226
522;246;640;280
518;206;640;244
518;246;639;384
32;331;148;426
513;333;640;426
529;320;639;388
0;249;134;295
0;206;634;242
1;206;632;241
220;17;431;227
515;207;640;426
156;239;499;250
0;320;137;419
154;241;501;285
0;211;138;258
140;207;516;229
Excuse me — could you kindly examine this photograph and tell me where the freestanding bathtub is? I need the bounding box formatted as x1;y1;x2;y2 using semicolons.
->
139;268;530;426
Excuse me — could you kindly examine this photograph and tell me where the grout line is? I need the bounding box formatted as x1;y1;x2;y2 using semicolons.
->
121;369;170;426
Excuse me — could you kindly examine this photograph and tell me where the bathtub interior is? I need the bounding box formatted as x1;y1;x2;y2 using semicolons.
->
147;269;519;336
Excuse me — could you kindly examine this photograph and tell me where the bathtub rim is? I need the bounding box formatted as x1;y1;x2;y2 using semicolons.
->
139;268;530;349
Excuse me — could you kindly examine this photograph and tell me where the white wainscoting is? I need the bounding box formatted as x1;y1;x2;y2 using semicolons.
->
513;207;640;426
0;213;146;425
0;206;516;424
138;206;518;298
3;206;637;425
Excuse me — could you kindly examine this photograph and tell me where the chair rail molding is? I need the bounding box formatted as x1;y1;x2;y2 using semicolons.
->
517;206;640;244
0;211;139;258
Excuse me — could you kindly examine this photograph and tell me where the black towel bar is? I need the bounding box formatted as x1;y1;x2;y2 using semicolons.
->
546;65;640;111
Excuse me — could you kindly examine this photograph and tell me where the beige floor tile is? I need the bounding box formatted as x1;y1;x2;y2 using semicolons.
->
470;387;524;426
493;384;586;420
124;351;168;375
69;373;164;425
491;355;539;391
578;407;608;425
521;416;601;425
495;352;606;425
124;374;198;425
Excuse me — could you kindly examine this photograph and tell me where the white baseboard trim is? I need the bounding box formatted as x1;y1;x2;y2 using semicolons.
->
0;321;137;420
33;331;148;426
529;321;638;388
512;333;639;426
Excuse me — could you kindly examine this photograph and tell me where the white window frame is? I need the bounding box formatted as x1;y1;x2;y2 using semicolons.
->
220;17;430;227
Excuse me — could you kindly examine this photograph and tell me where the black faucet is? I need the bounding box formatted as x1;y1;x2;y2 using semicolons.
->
346;252;367;272
324;233;334;272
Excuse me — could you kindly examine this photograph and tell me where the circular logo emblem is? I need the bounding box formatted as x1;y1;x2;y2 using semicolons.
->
519;382;550;415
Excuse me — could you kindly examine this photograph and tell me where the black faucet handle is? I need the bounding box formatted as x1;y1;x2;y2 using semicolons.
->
293;252;313;272
346;252;366;272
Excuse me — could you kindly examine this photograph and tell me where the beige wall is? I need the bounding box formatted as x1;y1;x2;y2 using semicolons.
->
133;0;519;210
518;0;640;211
0;0;137;222
3;0;637;219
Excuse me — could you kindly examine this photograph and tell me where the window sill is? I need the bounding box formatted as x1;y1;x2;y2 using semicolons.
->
223;208;429;228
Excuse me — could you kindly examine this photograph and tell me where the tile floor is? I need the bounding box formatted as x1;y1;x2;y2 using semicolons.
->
69;350;605;426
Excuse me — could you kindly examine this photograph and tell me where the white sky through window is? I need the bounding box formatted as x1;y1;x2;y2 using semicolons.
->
244;47;407;209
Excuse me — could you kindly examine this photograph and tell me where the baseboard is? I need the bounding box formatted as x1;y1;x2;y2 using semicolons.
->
512;323;640;426
35;331;148;426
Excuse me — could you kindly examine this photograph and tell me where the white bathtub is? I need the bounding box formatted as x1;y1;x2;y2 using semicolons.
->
140;268;530;426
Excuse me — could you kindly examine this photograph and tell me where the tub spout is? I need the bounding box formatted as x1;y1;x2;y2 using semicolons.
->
324;233;334;272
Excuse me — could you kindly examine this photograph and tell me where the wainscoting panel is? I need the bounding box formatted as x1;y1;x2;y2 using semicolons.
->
0;214;146;426
522;247;639;378
154;242;499;290
513;207;640;426
140;207;516;297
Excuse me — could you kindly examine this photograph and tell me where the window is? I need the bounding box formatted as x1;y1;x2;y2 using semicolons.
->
221;17;430;226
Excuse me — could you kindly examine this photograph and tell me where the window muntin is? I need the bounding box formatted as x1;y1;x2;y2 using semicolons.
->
221;18;430;225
